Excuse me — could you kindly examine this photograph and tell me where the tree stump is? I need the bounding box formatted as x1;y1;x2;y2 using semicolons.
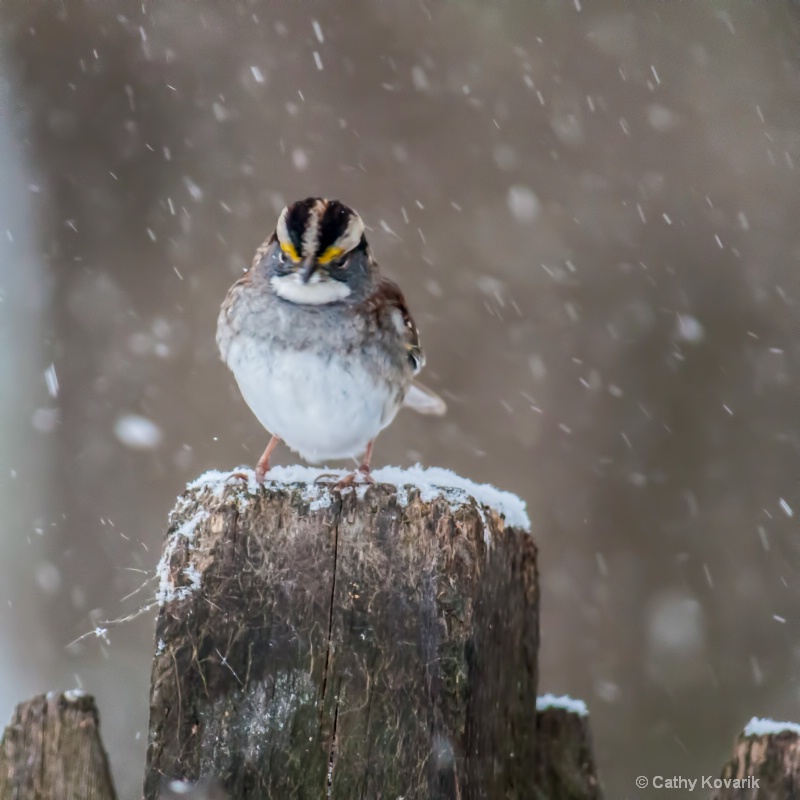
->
144;467;537;800
533;695;601;800
0;691;117;800
713;718;800;799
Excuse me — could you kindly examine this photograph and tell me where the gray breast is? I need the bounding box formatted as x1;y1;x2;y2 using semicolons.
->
220;282;411;392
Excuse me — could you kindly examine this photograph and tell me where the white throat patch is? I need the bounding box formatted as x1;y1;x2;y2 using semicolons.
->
271;273;351;305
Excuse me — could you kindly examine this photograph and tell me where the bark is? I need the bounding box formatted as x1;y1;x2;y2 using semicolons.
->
533;706;601;800
160;778;229;799
713;725;800;799
0;691;117;800
145;477;538;799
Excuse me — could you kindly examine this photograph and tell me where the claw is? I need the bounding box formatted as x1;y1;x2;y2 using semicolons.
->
329;440;376;491
315;472;343;484
333;465;375;491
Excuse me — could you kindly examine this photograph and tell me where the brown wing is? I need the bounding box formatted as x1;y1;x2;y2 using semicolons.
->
251;231;277;269
360;277;425;374
218;231;275;342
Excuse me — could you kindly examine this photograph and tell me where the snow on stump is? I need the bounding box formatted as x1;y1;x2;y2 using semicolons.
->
0;691;117;800
534;695;601;800
145;466;537;799
713;717;800;799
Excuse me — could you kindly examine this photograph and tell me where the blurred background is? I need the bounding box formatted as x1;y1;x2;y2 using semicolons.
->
1;2;800;797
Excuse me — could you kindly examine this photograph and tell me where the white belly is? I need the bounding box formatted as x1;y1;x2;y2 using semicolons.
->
226;336;399;463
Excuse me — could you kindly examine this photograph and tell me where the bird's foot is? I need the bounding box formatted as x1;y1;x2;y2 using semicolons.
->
314;467;374;490
314;471;343;485
252;435;281;484
333;464;374;491
225;460;274;487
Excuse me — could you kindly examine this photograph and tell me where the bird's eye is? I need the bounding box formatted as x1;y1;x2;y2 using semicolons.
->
277;249;296;271
278;240;301;263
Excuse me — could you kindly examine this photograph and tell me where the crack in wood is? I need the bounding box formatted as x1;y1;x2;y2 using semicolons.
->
319;504;340;718
326;691;341;799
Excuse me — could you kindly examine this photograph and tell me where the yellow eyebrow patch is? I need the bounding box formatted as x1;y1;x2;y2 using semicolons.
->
279;240;301;262
317;245;345;265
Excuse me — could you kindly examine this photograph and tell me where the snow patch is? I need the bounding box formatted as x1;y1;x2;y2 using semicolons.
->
675;314;704;343
32;407;59;433
156;508;208;605
182;563;202;592
44;363;59;397
159;466;529;606
292;148;308;171
647;103;679;132
744;717;800;737
189;464;530;531
507;185;540;224
114;413;163;450
536;693;589;717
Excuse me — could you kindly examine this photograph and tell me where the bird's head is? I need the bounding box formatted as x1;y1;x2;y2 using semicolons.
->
262;197;371;305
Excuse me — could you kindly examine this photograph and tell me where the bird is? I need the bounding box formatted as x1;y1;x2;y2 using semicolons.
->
216;197;445;487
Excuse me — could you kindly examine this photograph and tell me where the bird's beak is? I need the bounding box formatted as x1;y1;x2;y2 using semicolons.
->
300;255;318;284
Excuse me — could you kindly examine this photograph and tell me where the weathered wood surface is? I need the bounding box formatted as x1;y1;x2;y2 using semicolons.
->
145;476;538;799
0;691;117;800
713;723;800;799
533;704;601;800
160;777;228;799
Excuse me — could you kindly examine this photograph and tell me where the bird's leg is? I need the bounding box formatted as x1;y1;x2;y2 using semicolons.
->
333;441;375;490
228;435;281;484
254;435;281;483
359;439;374;476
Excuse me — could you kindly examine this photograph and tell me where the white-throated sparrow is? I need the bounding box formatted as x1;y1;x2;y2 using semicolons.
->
217;197;445;486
